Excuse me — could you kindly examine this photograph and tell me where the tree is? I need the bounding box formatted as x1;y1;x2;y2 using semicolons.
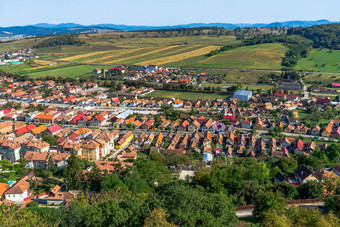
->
274;157;298;176
273;182;298;200
253;191;286;220
144;209;177;227
262;209;292;227
136;160;171;186
86;163;102;192
298;181;324;199
149;150;166;164
101;173;124;191
64;152;84;190
325;195;340;217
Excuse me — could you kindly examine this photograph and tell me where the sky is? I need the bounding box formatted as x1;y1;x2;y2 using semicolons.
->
0;0;338;27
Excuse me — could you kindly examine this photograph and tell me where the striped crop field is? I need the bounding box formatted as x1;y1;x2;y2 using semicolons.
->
101;45;179;64
83;48;144;63
136;45;221;65
59;50;115;61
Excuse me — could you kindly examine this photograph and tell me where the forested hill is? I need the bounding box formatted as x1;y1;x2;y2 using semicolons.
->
33;34;85;48
287;23;340;49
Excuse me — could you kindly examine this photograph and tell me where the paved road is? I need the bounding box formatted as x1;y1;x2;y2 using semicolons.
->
240;128;337;142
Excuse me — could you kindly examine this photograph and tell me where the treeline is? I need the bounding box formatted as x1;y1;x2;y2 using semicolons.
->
287;23;340;49
280;35;313;68
207;34;281;57
33;34;85;48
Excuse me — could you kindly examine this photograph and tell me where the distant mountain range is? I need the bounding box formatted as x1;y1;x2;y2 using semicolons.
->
0;20;337;38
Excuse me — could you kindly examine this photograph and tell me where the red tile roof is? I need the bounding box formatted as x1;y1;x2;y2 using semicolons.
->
48;124;62;133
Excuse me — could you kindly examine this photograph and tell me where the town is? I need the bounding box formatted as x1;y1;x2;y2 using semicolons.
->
0;11;339;226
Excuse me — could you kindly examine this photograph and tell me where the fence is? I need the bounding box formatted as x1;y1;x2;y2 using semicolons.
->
236;198;325;211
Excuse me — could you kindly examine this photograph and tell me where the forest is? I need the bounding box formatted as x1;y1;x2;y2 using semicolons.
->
0;142;339;226
33;34;85;48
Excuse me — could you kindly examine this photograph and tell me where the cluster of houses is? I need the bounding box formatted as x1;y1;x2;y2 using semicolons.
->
275;165;340;188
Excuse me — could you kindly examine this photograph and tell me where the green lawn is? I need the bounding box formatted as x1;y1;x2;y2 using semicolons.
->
296;48;340;73
145;90;230;100
167;43;288;70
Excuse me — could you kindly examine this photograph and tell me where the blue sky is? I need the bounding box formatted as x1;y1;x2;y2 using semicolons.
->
0;0;338;27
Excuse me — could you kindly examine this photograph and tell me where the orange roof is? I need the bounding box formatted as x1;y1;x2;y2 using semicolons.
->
0;183;8;196
174;99;183;104
74;127;92;135
31;125;47;134
34;113;54;120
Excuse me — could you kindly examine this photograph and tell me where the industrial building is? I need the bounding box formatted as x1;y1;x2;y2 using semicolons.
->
231;90;252;102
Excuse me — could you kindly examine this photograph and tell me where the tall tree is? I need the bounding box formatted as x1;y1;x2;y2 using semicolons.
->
253;191;286;220
64;152;84;190
144;209;176;227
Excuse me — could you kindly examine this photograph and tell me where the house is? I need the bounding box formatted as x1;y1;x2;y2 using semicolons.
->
117;151;137;161
333;165;340;176
311;125;321;136
294;139;304;153
33;113;55;124
4;179;30;204
24;151;49;169
333;126;340;138
188;120;200;132
178;120;189;131
47;124;62;135
294;165;318;183
322;122;333;137
0;138;22;162
279;82;301;90
45;185;76;205
274;172;286;183
81;140;101;162
31;125;47;135
115;131;133;149
154;133;164;148
0;182;9;200
172;99;183;108
201;119;214;132
316;97;332;106
331;83;340;88
241;120;252;129
91;113;107;127
232;90;252;102
203;152;213;162
94;161;133;174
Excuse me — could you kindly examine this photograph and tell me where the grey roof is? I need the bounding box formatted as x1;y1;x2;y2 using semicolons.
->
234;90;252;96
295;165;313;180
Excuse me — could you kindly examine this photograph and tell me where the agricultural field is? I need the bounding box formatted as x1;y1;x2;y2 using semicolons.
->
296;48;340;73
145;90;230;100
0;63;101;78
167;43;288;69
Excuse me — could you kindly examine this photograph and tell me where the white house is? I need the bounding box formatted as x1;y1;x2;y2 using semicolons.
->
4;179;30;204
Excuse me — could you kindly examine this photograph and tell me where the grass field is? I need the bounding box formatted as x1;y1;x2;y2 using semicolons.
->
0;64;32;72
203;82;274;90
0;63;100;78
145;90;230;100
167;43;287;69
296;48;340;73
304;73;340;84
